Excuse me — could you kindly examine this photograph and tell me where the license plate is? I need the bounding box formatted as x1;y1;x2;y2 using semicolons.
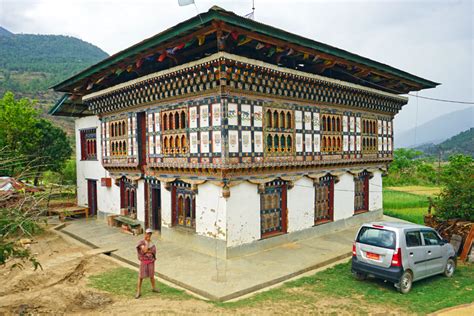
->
366;252;380;260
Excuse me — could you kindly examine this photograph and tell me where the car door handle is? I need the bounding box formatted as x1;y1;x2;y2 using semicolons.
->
409;252;414;256
428;251;432;255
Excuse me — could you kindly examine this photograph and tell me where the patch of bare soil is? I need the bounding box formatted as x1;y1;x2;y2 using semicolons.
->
0;231;114;314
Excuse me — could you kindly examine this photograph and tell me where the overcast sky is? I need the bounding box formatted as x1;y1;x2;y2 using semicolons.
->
1;0;473;135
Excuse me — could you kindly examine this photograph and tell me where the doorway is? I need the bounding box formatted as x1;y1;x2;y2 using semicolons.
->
149;182;162;231
87;179;98;216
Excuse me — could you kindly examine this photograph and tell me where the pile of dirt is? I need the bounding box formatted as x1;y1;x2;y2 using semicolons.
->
0;231;115;314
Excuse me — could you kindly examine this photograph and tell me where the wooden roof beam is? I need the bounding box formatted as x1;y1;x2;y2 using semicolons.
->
220;24;419;93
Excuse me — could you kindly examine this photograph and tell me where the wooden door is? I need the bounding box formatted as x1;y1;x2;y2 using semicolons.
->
87;179;98;216
260;180;287;238
151;187;161;231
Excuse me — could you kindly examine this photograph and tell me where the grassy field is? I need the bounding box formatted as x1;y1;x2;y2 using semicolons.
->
386;185;442;196
383;186;439;224
217;261;474;314
88;261;474;314
89;267;190;300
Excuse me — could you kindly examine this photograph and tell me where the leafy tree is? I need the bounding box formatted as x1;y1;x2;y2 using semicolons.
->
27;119;72;185
384;148;437;186
0;92;72;182
0;92;38;175
61;159;77;185
435;155;474;221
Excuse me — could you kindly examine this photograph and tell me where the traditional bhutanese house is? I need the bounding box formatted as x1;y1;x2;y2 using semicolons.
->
50;6;438;258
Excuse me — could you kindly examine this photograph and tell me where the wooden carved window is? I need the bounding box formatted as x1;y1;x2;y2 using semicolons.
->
80;128;97;160
171;181;196;229
109;119;128;157
354;171;370;213
260;180;287;238
264;108;294;155
315;175;334;224
321;114;342;153
362;118;377;153
161;108;188;156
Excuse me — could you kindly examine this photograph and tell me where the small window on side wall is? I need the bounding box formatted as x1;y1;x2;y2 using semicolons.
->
80;128;97;160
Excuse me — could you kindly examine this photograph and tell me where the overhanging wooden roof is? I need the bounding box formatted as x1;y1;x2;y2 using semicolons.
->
48;94;92;117
51;6;439;100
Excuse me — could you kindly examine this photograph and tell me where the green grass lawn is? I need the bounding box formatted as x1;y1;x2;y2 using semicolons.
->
88;267;190;300
383;189;431;224
216;261;474;314
88;262;474;314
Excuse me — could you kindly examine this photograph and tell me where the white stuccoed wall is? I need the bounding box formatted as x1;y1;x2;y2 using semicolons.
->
136;180;146;222
369;171;383;211
75;116;120;215
287;177;315;232
160;182;172;227
333;172;355;221
195;182;227;240
226;182;261;247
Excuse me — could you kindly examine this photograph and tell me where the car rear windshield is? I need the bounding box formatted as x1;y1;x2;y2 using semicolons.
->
356;226;396;249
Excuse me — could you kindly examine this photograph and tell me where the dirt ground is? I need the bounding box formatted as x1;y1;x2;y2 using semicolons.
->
0;229;406;315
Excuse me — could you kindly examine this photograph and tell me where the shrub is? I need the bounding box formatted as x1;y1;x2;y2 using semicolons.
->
435;155;474;221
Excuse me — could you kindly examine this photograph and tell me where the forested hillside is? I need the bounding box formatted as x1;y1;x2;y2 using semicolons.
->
415;128;474;159
0;27;108;134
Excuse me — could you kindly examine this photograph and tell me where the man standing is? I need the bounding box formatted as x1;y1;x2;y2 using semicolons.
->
135;228;160;298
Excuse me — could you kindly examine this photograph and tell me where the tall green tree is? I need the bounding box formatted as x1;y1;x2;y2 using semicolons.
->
28;119;72;185
0;92;72;181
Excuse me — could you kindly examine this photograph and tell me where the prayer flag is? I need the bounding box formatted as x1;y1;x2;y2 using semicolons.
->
230;31;239;41
157;51;167;62
126;64;133;72
172;43;185;53
285;48;294;56
184;38;196;48
198;35;206;46
303;53;309;60
86;82;94;90
178;0;194;6
275;47;284;53
136;59;143;68
237;36;252;46
267;47;276;57
96;76;105;84
255;42;265;50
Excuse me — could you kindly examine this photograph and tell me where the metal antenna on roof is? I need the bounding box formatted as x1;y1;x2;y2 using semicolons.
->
194;1;204;24
245;0;255;20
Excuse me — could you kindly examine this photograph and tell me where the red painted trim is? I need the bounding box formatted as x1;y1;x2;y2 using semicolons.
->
364;175;369;211
281;184;288;233
144;181;149;228
329;178;334;222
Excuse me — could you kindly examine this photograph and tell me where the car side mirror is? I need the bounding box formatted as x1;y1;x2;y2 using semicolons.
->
439;239;449;246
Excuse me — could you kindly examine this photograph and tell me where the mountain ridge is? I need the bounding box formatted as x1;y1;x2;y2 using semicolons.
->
0;26;108;135
395;107;474;148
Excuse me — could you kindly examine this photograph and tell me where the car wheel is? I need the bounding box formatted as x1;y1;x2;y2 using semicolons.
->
444;258;455;278
354;272;367;281
397;271;412;294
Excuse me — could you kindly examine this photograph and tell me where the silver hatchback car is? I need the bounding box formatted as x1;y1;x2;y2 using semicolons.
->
351;222;456;293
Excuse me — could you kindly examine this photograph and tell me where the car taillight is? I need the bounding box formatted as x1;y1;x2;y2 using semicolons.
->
352;243;357;257
391;248;402;267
